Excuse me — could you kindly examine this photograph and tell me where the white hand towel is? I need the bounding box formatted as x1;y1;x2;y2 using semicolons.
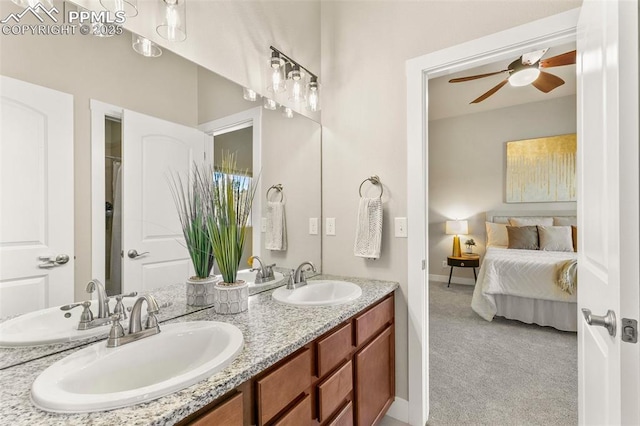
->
266;201;287;251
354;197;383;259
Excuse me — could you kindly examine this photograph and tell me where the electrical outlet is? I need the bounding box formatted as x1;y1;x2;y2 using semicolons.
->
442;260;447;268
394;217;408;238
309;218;318;235
261;218;267;233
326;218;336;236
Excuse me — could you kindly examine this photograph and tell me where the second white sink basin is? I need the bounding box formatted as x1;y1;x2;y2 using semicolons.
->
31;321;244;413
272;280;363;307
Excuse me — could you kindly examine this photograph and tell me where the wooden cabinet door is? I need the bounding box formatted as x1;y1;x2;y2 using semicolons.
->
354;326;394;426
190;392;243;426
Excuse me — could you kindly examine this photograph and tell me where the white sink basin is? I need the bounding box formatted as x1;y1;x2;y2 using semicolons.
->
0;298;135;348
231;269;285;288
272;280;362;307
31;321;243;413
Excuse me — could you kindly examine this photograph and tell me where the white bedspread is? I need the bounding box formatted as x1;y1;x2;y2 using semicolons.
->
471;247;577;321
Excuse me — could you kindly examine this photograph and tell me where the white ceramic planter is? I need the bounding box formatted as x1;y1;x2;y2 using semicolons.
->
213;280;249;314
186;276;220;307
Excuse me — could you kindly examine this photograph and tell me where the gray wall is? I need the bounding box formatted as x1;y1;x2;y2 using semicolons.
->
428;95;577;282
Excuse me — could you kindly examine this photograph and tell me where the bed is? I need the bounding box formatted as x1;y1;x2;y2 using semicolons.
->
471;211;578;332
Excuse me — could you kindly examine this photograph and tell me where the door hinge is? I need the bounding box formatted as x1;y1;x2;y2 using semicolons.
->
622;318;638;343
421;259;426;270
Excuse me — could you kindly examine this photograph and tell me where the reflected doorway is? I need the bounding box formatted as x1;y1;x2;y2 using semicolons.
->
104;117;122;296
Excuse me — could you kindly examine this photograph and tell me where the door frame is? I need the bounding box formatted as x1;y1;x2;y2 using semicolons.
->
90;99;124;284
198;106;263;260
405;9;580;424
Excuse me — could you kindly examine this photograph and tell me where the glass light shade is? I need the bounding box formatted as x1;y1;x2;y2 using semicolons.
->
289;78;305;103
243;88;258;102
100;0;138;17
305;77;320;112
263;98;277;110
445;220;468;235
11;0;53;8
282;107;294;119
269;51;284;69
157;0;186;42
268;65;286;93
132;34;162;58
508;67;540;86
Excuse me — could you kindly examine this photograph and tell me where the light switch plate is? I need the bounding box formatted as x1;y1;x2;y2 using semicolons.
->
394;217;408;237
261;218;267;233
326;218;336;236
309;218;318;235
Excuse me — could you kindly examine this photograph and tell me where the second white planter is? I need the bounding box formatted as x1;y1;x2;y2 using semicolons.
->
212;280;249;314
186;276;220;307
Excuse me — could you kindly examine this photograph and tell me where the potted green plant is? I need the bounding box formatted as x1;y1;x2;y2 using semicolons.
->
203;152;257;314
465;238;476;254
168;165;218;307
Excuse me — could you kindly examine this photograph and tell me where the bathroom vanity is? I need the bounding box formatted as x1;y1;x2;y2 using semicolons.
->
0;276;397;425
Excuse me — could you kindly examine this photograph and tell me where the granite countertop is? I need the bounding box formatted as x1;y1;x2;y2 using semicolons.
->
0;275;398;426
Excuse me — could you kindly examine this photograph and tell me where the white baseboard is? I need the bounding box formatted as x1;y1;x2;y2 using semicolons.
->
429;273;476;286
386;397;409;423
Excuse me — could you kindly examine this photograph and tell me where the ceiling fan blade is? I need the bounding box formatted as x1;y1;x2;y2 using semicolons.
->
521;48;549;65
449;70;509;83
531;71;565;93
470;78;509;103
540;50;576;68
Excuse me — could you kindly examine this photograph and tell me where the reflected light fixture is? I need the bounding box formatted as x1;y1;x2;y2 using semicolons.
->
100;0;138;18
268;51;286;93
508;62;541;87
11;0;53;8
288;65;305;103
243;88;258;102
268;46;320;112
282;107;294;119
445;220;468;257
132;33;162;58
305;76;320;112
157;0;186;42
263;98;278;110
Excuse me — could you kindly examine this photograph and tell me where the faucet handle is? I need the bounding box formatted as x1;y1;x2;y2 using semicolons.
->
106;314;125;348
286;269;295;290
61;300;94;324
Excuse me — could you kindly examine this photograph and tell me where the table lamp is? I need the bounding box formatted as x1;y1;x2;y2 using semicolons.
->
445;220;468;257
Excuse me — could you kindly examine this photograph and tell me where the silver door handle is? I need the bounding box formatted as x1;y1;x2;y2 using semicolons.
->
38;254;70;269
127;249;149;259
582;308;617;337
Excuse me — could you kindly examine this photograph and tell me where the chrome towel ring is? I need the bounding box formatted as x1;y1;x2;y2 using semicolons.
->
267;184;284;202
358;175;383;198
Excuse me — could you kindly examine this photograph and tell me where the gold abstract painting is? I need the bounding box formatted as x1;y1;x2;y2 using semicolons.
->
506;134;577;203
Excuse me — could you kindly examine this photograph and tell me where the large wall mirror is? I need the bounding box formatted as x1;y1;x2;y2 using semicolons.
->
0;0;321;368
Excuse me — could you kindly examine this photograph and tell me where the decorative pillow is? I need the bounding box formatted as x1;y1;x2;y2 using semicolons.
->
508;216;554;226
485;222;508;247
507;226;539;250
553;216;577;226
538;225;574;252
572;225;578;252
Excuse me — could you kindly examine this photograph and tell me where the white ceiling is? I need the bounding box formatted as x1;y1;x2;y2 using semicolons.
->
428;42;576;121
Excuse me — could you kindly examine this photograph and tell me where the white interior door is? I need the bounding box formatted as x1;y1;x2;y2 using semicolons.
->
122;110;206;294
0;75;74;316
577;0;639;424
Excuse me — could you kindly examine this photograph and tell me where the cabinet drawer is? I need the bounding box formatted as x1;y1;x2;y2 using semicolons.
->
274;394;312;426
328;401;354;426
317;322;353;378
190;392;243;426
257;348;312;425
354;296;393;347
318;360;353;423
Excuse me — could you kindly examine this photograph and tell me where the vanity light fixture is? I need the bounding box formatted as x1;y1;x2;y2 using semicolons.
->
100;0;138;18
11;0;53;8
132;34;162;58
282;107;294;119
157;0;186;42
268;46;320;112
243;88;258;102
263;98;278;110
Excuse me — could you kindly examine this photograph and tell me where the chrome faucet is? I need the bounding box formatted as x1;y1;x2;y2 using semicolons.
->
86;279;110;319
60;286;137;331
106;294;160;348
288;261;316;289
250;256;276;284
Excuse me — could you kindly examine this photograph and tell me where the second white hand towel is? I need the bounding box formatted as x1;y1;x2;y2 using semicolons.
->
266;201;287;251
354;197;383;259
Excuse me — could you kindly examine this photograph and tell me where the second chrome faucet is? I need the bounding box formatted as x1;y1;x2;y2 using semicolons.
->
287;261;317;290
107;294;161;348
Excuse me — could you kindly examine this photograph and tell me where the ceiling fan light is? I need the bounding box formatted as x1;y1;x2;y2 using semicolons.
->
509;68;540;87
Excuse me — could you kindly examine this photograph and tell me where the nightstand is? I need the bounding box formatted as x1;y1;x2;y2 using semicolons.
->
447;254;480;287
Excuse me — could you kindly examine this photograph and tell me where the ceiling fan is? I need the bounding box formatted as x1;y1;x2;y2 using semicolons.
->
448;49;576;104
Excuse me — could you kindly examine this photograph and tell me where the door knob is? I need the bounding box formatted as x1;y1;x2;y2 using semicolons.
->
582;308;617;337
38;254;70;269
127;249;149;259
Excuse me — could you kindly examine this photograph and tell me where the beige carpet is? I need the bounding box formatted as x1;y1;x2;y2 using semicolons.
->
427;281;578;425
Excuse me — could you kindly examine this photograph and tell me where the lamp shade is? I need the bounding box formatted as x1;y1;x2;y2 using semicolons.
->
445;220;468;235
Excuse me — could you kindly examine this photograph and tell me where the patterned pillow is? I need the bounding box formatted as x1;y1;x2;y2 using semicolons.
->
506;226;539;250
538;225;574;252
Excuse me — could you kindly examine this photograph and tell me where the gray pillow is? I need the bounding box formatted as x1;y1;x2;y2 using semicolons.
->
507;226;539;250
538;225;574;252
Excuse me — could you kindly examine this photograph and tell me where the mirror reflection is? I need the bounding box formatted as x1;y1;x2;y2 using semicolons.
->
0;0;321;367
